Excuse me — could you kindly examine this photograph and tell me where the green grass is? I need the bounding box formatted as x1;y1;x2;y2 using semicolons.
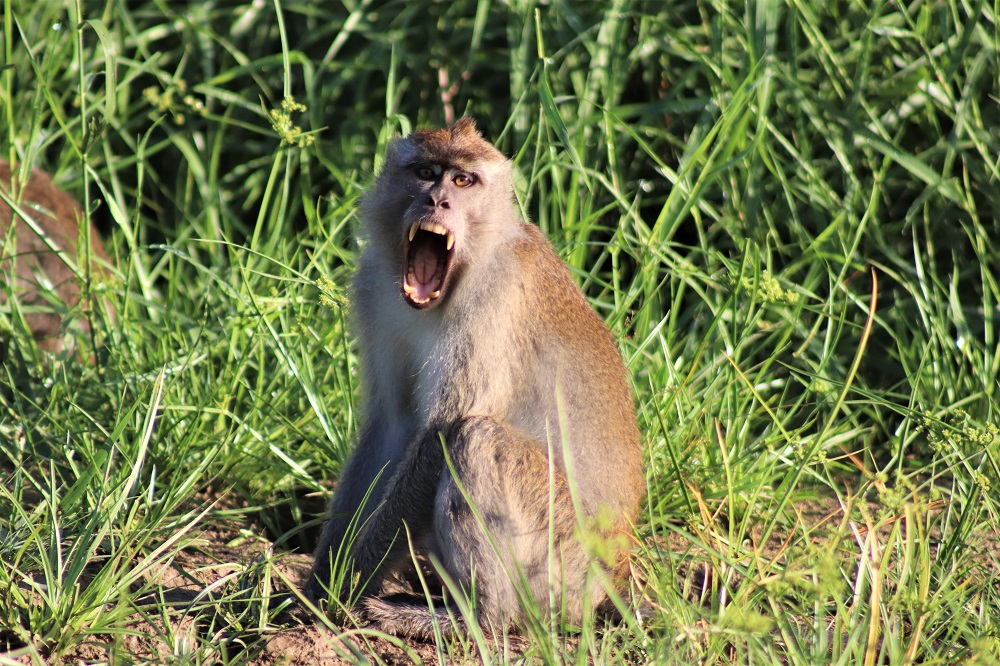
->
1;0;999;663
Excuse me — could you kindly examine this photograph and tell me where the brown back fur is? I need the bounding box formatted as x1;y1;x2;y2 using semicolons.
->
0;160;112;352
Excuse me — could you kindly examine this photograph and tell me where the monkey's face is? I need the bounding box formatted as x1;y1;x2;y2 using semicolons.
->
360;118;514;311
399;163;480;310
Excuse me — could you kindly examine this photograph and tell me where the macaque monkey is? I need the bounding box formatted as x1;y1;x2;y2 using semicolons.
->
307;118;644;639
0;160;112;353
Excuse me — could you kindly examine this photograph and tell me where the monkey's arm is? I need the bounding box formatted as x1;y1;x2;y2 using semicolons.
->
348;424;450;597
308;413;410;598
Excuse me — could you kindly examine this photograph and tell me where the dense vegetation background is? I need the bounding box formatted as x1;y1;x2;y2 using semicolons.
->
1;0;998;663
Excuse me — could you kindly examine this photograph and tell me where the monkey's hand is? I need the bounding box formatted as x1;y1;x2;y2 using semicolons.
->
305;516;368;608
303;552;373;621
306;505;406;611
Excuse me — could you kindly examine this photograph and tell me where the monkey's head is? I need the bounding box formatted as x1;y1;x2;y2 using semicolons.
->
360;117;517;310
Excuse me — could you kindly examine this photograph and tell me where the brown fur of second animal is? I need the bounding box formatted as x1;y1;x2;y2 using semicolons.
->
0;160;113;353
307;119;645;640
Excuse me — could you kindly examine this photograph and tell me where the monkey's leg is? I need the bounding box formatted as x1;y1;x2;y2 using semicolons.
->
431;415;597;632
362;416;608;639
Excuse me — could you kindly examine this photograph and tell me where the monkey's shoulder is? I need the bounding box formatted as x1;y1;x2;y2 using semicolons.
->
505;225;576;289
504;225;615;333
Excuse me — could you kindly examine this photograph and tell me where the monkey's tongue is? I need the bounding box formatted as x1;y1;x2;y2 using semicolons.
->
412;244;441;285
404;234;448;304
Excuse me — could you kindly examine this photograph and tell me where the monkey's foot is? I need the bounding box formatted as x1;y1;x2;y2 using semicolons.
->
361;594;467;641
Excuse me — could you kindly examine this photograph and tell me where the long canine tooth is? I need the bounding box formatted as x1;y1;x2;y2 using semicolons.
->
446;234;455;251
409;223;418;242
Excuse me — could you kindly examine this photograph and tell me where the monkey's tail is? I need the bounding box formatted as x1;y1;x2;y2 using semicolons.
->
361;595;468;641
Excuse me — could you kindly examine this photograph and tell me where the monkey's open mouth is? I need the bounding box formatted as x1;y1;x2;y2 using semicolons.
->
402;220;455;309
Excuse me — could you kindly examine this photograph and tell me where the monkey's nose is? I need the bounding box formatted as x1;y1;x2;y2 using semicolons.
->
428;192;450;209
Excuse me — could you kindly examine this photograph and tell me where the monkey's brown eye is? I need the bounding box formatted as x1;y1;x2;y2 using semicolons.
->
453;173;475;187
417;167;436;180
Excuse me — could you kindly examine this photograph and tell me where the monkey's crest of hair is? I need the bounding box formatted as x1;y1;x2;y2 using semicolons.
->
402;117;507;171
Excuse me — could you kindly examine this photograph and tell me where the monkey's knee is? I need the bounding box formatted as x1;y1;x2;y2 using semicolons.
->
450;415;503;452
434;419;566;621
433;418;509;562
436;417;505;494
